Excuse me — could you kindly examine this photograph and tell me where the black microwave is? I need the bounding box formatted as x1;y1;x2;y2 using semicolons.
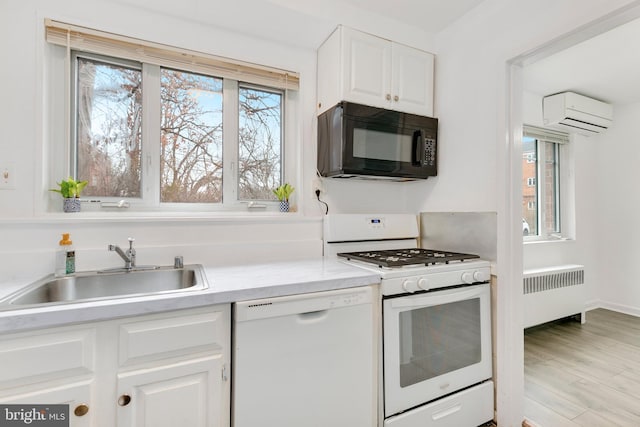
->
317;102;438;180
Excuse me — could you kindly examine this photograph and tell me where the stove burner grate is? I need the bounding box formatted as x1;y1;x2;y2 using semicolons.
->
337;248;480;268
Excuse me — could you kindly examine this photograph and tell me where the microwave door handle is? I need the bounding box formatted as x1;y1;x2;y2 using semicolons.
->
411;130;424;166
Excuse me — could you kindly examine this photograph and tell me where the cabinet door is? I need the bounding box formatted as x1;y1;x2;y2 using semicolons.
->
116;355;227;427
343;27;392;108
0;380;94;427
391;43;435;116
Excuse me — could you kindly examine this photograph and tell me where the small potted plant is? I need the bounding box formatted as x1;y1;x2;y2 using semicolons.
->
273;183;294;212
50;177;88;213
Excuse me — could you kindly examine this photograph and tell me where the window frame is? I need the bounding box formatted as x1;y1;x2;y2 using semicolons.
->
236;82;286;202
522;125;569;241
70;51;145;202
44;19;299;215
63;51;290;213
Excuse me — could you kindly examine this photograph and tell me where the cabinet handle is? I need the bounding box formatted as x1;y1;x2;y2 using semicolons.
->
118;394;132;407
385;94;391;101
74;404;89;417
394;95;399;102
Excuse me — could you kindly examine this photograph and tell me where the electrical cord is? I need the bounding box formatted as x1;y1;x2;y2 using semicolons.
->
315;189;329;214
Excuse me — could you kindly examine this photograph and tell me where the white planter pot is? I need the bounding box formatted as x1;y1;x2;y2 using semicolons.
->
63;198;81;213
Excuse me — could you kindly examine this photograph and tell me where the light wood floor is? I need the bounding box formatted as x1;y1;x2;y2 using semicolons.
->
524;308;640;426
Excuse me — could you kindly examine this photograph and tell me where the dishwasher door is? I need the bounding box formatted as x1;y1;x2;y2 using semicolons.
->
233;286;376;427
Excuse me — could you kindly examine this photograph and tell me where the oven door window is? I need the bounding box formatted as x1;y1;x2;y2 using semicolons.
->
398;298;481;388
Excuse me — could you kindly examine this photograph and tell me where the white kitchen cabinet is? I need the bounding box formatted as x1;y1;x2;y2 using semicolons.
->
0;325;96;426
1;380;94;427
116;308;230;427
117;356;223;427
0;305;230;427
317;25;434;116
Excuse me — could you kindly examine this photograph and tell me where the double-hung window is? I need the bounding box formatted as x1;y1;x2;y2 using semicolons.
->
522;125;569;239
46;19;298;212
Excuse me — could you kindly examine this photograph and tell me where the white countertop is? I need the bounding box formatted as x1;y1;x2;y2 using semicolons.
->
0;259;380;334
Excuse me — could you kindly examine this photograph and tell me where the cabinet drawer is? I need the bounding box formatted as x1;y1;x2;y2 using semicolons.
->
384;381;494;427
0;328;95;387
119;310;225;366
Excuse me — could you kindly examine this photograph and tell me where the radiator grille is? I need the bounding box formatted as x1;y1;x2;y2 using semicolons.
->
524;268;584;294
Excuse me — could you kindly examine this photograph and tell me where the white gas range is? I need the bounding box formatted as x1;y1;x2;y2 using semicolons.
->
324;214;494;427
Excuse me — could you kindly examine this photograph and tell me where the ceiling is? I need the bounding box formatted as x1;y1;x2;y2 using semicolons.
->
523;17;640;106
114;0;485;49
114;0;640;106
269;0;486;36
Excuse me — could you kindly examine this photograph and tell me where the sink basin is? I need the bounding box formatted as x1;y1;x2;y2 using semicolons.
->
1;265;208;307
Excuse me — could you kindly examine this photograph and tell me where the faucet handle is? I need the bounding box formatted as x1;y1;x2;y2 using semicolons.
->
174;256;184;269
127;237;135;249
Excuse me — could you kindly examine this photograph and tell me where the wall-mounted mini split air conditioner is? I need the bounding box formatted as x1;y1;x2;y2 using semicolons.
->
543;91;613;135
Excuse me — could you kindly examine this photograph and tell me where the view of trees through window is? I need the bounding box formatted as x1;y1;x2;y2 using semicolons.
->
76;57;142;198
238;87;282;200
75;54;283;205
160;69;223;203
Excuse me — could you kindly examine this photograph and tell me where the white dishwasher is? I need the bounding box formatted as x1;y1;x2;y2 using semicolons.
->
233;286;376;427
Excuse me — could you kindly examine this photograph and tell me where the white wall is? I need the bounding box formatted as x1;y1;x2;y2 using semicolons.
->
426;0;633;214
0;0;323;278
521;91;601;305
0;0;441;280
430;1;635;425
2;0;639;424
1;0;318;217
594;101;640;315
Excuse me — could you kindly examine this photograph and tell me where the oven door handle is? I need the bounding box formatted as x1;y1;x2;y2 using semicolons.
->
390;286;486;309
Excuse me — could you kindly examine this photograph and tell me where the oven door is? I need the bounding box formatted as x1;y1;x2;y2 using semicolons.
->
382;283;492;417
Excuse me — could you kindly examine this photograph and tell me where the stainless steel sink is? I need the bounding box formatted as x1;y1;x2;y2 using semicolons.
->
1;265;208;307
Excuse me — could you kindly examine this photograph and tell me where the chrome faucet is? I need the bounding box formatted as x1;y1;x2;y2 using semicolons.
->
108;237;136;270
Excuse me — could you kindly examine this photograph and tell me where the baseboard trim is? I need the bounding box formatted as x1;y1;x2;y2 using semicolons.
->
590;301;640;318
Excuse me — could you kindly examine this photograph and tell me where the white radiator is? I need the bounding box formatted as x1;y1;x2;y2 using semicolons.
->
523;264;585;328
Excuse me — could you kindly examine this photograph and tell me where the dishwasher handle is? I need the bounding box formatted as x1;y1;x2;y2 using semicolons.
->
297;309;329;323
235;286;372;322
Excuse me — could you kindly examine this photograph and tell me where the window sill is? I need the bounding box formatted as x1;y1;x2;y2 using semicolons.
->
523;236;574;245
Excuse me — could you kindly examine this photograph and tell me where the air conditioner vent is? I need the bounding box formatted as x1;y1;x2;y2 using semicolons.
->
543;92;612;135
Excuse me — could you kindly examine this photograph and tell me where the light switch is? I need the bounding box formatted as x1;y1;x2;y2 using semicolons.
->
0;162;15;190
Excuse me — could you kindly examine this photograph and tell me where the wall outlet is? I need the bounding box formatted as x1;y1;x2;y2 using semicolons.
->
0;162;15;190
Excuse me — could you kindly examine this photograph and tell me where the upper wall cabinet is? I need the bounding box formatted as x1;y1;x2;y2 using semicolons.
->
317;26;435;117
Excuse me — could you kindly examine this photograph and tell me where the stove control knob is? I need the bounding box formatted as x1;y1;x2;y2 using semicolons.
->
417;278;429;290
402;279;418;293
473;270;488;282
461;272;474;284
